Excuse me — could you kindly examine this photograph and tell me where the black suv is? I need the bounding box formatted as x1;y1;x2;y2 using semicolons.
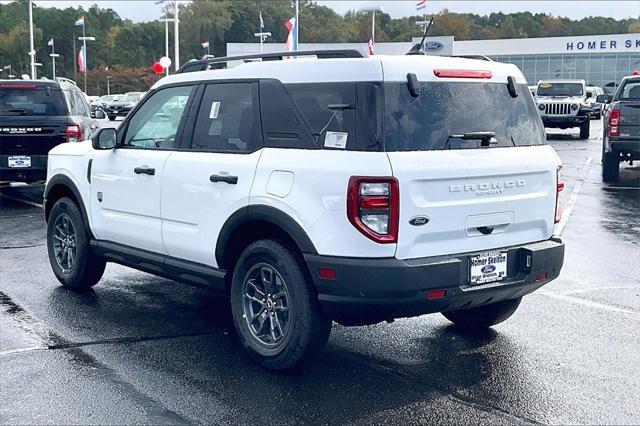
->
0;78;104;183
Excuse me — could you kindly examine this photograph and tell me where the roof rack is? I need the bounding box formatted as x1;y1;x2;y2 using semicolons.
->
55;77;78;86
175;49;365;74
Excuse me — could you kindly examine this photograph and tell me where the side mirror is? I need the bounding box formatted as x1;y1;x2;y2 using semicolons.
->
92;108;106;119
585;92;592;99
92;127;117;150
596;94;612;104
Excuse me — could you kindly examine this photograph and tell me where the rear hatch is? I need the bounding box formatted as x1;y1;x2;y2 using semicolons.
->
0;82;69;156
383;79;559;260
619;102;640;138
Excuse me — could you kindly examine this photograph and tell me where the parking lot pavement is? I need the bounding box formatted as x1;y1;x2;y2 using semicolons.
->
1;119;639;424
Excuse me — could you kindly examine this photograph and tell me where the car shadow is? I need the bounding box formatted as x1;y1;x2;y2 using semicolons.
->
43;274;543;423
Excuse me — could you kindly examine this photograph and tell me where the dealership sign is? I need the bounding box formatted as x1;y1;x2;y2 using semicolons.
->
567;37;640;51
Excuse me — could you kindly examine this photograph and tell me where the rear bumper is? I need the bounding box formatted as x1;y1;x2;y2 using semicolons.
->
609;139;640;160
305;238;564;325
106;108;132;117
0;154;47;182
542;115;588;127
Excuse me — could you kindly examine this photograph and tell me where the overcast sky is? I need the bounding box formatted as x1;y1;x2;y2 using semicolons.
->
4;1;640;23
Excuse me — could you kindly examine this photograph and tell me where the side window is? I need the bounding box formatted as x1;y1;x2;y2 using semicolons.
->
285;83;356;150
191;82;260;152
63;90;78;115
123;85;193;149
74;91;90;116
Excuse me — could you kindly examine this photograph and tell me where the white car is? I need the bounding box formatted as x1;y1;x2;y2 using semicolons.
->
585;85;605;119
535;79;592;139
43;51;565;370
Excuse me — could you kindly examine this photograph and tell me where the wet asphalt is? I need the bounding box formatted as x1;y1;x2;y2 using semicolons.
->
1;120;639;425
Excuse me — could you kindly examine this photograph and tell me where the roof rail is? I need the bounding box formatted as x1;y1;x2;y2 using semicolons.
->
175;49;365;74
55;77;78;86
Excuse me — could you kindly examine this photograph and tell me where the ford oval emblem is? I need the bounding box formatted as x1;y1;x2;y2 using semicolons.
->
424;41;442;50
481;265;496;274
409;216;429;226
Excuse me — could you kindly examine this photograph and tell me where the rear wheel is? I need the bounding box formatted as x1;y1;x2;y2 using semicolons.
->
579;119;590;139
47;197;106;290
230;239;331;370
602;151;620;183
442;297;522;331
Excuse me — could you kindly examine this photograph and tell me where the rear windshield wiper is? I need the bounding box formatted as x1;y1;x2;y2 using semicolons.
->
443;131;496;149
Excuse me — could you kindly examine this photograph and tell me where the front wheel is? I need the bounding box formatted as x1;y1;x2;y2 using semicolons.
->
442;297;522;331
579;119;590;139
107;114;116;121
230;239;331;370
47;197;106;290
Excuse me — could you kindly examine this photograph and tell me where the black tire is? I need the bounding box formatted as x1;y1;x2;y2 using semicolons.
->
602;151;620;183
579;119;590;139
230;239;331;370
47;197;106;290
442;297;522;331
108;115;116;121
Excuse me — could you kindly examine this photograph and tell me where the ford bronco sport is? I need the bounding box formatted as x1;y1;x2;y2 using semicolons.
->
44;50;565;370
535;79;591;139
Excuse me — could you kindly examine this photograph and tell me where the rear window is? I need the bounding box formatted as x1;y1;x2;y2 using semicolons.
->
383;82;545;151
618;79;640;100
0;85;67;116
537;82;583;97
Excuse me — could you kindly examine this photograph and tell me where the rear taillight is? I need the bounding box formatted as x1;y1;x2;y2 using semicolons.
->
347;176;399;244
65;124;82;143
555;168;564;224
608;106;620;137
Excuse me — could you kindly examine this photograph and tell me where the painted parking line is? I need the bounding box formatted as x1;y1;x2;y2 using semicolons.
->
554;156;593;236
0;193;44;209
537;290;640;321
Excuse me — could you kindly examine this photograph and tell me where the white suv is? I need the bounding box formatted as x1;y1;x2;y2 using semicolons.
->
44;51;565;370
535;79;591;138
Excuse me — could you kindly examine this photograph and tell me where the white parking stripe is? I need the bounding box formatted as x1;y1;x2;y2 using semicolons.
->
537;290;640;320
554;156;593;236
0;193;44;209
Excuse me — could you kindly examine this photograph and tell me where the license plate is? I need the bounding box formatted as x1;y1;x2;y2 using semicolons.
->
8;156;31;168
470;251;508;285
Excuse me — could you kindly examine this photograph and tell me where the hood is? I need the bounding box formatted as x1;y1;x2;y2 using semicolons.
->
109;101;135;107
536;96;585;104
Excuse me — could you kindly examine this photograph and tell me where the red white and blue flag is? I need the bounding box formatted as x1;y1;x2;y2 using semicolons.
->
284;17;297;52
75;15;85;26
47;38;54;47
77;46;86;72
416;0;428;11
368;38;375;56
201;41;210;49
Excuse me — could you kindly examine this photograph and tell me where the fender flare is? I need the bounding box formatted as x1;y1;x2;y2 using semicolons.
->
215;205;318;267
44;174;92;236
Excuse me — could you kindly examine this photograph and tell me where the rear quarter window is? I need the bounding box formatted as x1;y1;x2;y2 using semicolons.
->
0;85;67;116
383;82;545;151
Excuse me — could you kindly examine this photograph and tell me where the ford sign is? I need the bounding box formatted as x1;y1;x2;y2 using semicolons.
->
424;41;442;51
481;265;496;274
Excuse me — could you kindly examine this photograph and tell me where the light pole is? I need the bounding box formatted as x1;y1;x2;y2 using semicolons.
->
33;62;42;79
159;17;175;76
50;53;60;79
78;35;95;93
359;6;384;49
28;0;36;78
254;32;271;53
174;1;180;72
106;75;111;95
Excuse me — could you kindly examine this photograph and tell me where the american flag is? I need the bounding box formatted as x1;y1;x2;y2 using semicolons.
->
284;17;297;52
368;38;375;56
75;16;84;26
416;0;428;11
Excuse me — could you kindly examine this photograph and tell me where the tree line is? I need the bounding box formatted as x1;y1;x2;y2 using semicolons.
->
1;0;638;94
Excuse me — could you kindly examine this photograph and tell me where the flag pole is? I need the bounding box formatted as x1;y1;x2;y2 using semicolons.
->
82;21;87;93
295;0;299;51
72;33;77;82
165;11;169;76
51;40;56;79
174;0;180;71
259;11;263;54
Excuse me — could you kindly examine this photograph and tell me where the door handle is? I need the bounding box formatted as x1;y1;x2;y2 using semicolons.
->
134;166;155;175
477;226;494;235
210;174;238;184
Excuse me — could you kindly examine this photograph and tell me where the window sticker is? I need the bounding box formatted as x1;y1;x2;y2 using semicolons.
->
209;101;221;119
324;131;348;149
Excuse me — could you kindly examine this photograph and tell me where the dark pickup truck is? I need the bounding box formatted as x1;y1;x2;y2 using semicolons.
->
0;78;103;183
599;75;640;182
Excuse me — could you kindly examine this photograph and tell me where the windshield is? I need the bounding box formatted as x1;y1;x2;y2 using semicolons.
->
537;82;583;97
384;82;545;151
100;95;114;102
0;85;67;116
120;94;141;102
618;79;640;101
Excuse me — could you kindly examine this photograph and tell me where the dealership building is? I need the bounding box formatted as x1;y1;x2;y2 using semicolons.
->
227;33;639;93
